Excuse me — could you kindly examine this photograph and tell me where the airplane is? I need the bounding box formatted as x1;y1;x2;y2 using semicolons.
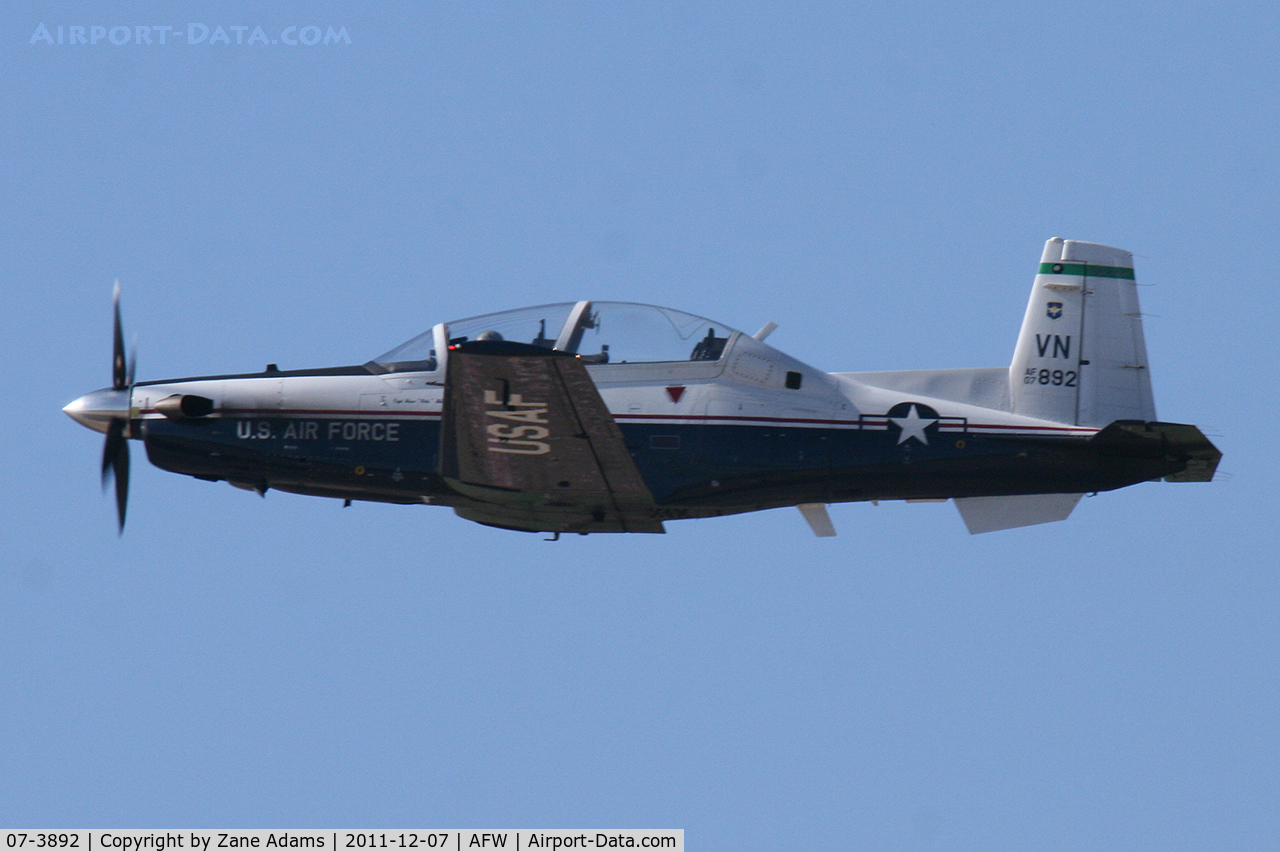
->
64;238;1221;537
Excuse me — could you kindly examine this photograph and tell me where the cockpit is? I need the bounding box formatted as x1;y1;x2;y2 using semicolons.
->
372;301;738;373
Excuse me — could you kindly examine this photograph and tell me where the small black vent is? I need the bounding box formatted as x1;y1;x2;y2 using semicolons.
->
785;371;803;389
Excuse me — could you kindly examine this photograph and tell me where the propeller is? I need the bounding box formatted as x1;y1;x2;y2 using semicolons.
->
100;281;136;533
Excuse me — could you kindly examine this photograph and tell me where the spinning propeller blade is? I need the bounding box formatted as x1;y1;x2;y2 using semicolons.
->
112;280;128;391
102;281;135;533
101;418;130;533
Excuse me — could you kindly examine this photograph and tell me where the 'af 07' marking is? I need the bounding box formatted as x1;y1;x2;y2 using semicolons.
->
484;389;551;454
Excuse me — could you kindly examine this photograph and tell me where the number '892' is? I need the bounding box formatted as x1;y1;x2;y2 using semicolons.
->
1025;369;1077;387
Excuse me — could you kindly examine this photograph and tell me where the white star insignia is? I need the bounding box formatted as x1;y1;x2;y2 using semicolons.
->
890;404;937;445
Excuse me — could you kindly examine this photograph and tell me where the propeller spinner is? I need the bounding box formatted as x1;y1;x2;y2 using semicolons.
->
64;281;136;533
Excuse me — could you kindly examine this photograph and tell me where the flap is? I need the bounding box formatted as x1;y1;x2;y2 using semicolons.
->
439;340;663;533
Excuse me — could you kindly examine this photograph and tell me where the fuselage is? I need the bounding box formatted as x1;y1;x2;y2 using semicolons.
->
109;329;1174;528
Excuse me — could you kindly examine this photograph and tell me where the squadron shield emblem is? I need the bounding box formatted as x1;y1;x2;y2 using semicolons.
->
1046;301;1063;320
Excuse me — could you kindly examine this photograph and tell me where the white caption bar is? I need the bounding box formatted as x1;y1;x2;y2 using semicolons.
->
1;832;683;852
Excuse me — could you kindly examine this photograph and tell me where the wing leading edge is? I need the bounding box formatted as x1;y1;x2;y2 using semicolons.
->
439;340;664;534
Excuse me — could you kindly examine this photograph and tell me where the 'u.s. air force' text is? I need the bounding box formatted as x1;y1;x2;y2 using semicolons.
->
235;421;400;441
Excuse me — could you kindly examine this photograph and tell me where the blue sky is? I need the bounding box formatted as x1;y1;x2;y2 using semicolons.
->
2;2;1275;847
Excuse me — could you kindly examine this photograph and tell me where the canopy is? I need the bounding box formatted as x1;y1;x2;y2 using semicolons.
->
374;301;739;371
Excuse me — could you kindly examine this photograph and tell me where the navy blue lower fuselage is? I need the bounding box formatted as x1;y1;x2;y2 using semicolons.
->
141;412;1177;517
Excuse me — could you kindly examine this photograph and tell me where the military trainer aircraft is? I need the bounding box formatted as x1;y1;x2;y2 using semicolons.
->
65;238;1220;536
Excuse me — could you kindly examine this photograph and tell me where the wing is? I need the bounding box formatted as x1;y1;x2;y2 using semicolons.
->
439;340;664;534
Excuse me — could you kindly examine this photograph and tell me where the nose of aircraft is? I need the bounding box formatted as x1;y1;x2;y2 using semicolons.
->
63;388;132;434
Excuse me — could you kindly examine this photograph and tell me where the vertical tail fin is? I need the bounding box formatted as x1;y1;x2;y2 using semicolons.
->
1009;238;1156;427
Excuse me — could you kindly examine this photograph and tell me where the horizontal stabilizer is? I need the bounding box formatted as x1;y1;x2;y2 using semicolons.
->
954;493;1083;534
1089;420;1222;482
